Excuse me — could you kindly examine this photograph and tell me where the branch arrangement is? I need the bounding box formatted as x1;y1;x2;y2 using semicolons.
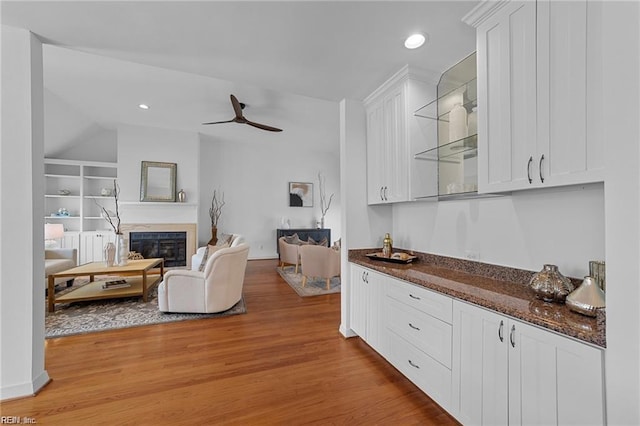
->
95;179;121;234
209;190;225;227
318;172;334;218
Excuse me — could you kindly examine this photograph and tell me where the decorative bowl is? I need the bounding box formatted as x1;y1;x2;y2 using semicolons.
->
58;189;71;196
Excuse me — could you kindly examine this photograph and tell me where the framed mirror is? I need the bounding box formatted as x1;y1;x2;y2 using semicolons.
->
140;161;177;202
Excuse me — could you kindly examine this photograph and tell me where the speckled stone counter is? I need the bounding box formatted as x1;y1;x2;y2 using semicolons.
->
349;249;606;348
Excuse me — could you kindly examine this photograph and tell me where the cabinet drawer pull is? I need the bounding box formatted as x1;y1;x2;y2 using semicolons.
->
510;324;516;348
408;323;420;331
365;272;369;283
498;320;504;342
539;154;545;183
408;360;420;369
527;156;533;184
383;186;388;201
380;186;384;201
362;271;366;282
409;294;421;300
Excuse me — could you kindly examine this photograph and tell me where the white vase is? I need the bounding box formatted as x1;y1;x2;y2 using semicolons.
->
104;242;115;267
449;103;468;142
114;234;128;266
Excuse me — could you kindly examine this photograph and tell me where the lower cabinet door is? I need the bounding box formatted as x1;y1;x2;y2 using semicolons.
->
452;300;509;425
387;330;452;412
508;319;605;426
349;264;368;339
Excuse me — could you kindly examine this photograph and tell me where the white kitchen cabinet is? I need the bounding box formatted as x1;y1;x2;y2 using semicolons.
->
452;300;605;425
364;66;433;204
80;231;116;264
468;0;603;193
384;277;454;412
349;264;384;354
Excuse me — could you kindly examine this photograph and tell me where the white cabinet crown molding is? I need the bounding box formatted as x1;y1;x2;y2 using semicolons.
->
363;65;439;107
462;0;512;28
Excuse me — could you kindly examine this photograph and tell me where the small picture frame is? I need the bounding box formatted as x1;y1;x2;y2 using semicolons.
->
289;182;313;207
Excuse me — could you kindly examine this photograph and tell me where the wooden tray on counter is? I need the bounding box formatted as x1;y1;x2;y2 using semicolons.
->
365;252;418;264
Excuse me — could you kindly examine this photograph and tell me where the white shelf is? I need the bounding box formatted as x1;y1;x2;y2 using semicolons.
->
45;194;81;198
45;216;80;219
84;175;116;180
45;173;80;179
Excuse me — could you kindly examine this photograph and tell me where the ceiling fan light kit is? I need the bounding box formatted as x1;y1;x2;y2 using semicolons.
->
202;94;282;132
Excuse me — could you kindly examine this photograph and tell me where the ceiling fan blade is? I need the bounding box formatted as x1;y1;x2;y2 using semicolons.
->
230;94;244;119
202;118;235;125
246;119;283;132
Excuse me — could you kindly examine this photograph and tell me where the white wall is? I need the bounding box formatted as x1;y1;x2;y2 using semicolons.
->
393;183;604;278
0;26;49;400
602;2;640;423
44;88;117;162
198;130;341;259
116;124;200;224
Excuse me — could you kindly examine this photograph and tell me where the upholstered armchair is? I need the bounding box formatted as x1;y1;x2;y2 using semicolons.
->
158;243;250;313
45;248;77;289
191;234;244;271
278;237;301;273
299;245;341;290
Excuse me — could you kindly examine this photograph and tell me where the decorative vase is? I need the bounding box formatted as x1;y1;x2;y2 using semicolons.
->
566;276;606;317
104;242;116;267
114;233;128;266
382;233;393;258
320;216;325;229
449;102;468;142
529;264;574;303
207;226;218;245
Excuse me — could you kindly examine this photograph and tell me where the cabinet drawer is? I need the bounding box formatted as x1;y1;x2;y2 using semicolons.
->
386;277;453;324
387;298;452;368
388;330;452;411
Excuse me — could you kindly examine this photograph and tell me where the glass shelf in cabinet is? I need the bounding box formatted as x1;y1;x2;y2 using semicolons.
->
414;78;477;120
414;134;478;161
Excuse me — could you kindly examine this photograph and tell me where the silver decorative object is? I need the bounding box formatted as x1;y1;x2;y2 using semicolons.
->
114;234;128;266
589;260;606;292
529;264;575;303
566;276;606;317
178;189;186;203
104;242;115;267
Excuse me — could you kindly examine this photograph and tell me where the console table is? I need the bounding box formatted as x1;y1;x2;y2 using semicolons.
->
276;228;331;256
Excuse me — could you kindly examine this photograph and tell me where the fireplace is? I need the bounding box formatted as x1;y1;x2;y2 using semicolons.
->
130;231;187;267
120;223;197;269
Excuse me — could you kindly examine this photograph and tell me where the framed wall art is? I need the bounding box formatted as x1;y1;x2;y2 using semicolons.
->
289;182;313;207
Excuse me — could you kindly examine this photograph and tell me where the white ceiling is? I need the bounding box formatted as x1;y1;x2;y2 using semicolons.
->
2;1;478;141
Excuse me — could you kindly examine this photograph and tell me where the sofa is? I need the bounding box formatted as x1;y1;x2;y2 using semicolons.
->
45;248;77;288
191;233;244;271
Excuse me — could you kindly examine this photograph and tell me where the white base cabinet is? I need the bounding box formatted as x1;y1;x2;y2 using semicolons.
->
349;264;385;355
452;300;605;425
80;231;116;264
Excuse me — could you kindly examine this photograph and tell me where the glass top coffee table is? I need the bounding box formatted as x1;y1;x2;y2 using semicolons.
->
47;258;164;312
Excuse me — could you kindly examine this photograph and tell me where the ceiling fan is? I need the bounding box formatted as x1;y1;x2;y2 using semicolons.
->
202;94;283;132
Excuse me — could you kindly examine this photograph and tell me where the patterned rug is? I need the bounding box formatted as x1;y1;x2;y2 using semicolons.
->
45;279;246;338
276;266;341;297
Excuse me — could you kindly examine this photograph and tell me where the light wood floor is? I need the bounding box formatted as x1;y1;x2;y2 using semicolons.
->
2;259;459;425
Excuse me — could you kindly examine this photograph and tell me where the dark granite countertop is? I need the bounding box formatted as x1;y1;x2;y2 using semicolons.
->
349;249;606;348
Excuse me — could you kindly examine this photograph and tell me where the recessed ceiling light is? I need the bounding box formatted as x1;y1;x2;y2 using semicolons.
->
405;33;426;49
138;104;150;110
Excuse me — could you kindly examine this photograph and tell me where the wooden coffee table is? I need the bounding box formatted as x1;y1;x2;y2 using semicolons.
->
47;258;164;312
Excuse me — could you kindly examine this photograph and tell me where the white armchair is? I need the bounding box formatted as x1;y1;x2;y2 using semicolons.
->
159;243;250;313
191;233;244;271
45;248;77;289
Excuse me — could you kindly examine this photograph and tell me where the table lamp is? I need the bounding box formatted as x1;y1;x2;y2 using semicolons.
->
44;223;65;248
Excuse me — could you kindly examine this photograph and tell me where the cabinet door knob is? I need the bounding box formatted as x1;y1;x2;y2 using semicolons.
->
510;324;516;348
498;320;504;342
539;154;545;183
527;156;533;184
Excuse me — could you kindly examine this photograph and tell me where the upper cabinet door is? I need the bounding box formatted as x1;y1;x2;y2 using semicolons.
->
538;0;604;186
476;1;537;193
472;0;604;193
383;84;409;203
366;100;386;205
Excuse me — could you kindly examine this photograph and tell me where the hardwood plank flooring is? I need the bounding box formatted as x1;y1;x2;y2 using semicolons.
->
2;259;459;425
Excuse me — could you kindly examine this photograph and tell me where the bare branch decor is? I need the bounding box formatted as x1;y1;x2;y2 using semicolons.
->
95;179;121;234
318;172;334;227
209;190;225;227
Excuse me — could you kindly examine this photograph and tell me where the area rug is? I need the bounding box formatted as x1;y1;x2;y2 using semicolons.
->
276;266;341;297
45;280;246;338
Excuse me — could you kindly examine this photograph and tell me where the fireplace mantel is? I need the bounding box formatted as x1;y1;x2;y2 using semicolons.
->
120;223;197;269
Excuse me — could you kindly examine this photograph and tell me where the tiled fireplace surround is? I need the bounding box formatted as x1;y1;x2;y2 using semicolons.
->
121;223;197;269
